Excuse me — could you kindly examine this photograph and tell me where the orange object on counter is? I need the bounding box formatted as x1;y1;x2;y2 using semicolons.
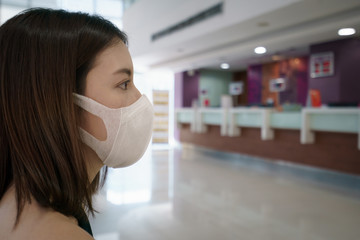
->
309;89;322;107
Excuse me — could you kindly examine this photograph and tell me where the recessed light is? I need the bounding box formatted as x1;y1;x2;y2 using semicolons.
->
220;63;230;69
338;28;356;36
272;55;281;61
187;70;195;76
255;46;267;54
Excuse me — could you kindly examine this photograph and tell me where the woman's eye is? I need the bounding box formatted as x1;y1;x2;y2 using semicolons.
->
118;80;131;90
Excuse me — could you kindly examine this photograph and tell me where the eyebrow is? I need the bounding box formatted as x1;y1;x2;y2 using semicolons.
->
113;68;132;76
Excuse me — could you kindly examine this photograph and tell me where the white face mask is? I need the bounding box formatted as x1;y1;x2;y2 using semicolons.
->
73;93;154;168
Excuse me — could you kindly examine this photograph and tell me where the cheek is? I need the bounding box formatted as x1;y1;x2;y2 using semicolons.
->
80;110;107;141
104;87;141;108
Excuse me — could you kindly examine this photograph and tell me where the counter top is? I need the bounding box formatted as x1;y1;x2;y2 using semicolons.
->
176;107;360;150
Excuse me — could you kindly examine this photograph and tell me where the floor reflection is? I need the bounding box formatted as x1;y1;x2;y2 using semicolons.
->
90;144;360;240
105;147;153;205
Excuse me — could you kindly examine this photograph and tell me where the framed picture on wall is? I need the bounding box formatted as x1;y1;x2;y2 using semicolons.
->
310;52;334;78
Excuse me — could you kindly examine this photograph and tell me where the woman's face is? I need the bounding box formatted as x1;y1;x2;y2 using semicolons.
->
80;40;141;141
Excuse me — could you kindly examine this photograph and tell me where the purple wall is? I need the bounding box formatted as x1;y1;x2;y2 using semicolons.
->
310;38;360;104
174;71;200;141
296;57;309;105
182;71;200;107
174;72;184;141
174;72;183;108
338;39;360;103
247;65;262;104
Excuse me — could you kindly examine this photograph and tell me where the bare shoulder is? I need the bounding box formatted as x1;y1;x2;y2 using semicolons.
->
32;211;94;240
42;224;94;240
5;208;94;240
0;187;93;240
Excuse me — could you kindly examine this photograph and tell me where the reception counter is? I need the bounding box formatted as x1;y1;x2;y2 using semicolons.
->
176;107;360;175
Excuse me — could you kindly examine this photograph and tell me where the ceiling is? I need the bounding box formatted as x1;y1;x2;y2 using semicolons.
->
123;0;360;73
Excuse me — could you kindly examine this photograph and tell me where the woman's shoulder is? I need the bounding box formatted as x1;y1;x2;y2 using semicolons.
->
0;187;93;240
1;208;94;240
30;211;94;240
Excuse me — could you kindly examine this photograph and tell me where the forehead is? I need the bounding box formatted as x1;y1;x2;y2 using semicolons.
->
92;41;133;72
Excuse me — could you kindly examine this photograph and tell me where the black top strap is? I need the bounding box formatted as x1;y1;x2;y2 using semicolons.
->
76;209;93;237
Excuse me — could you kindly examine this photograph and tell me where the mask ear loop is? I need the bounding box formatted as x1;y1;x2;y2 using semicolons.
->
72;93;121;161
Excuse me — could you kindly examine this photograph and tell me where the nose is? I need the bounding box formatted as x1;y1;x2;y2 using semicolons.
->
134;87;141;99
130;86;142;105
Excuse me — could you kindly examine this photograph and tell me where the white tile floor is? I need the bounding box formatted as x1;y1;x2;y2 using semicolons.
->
89;144;360;240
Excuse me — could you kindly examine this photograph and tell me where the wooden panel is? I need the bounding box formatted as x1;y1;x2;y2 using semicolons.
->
179;124;360;175
262;62;280;106
233;71;247;106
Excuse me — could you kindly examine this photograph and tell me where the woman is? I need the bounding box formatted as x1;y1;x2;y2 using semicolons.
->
0;8;153;239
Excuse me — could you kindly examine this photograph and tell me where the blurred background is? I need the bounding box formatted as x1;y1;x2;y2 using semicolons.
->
1;1;360;239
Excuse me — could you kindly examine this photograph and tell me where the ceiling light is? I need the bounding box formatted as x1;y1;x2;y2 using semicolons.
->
338;28;356;36
221;63;230;69
255;46;267;54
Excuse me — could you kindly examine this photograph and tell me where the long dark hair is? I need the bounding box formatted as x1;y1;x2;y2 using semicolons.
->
0;8;127;224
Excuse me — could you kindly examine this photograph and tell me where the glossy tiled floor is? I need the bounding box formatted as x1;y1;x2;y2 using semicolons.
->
89;144;360;240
